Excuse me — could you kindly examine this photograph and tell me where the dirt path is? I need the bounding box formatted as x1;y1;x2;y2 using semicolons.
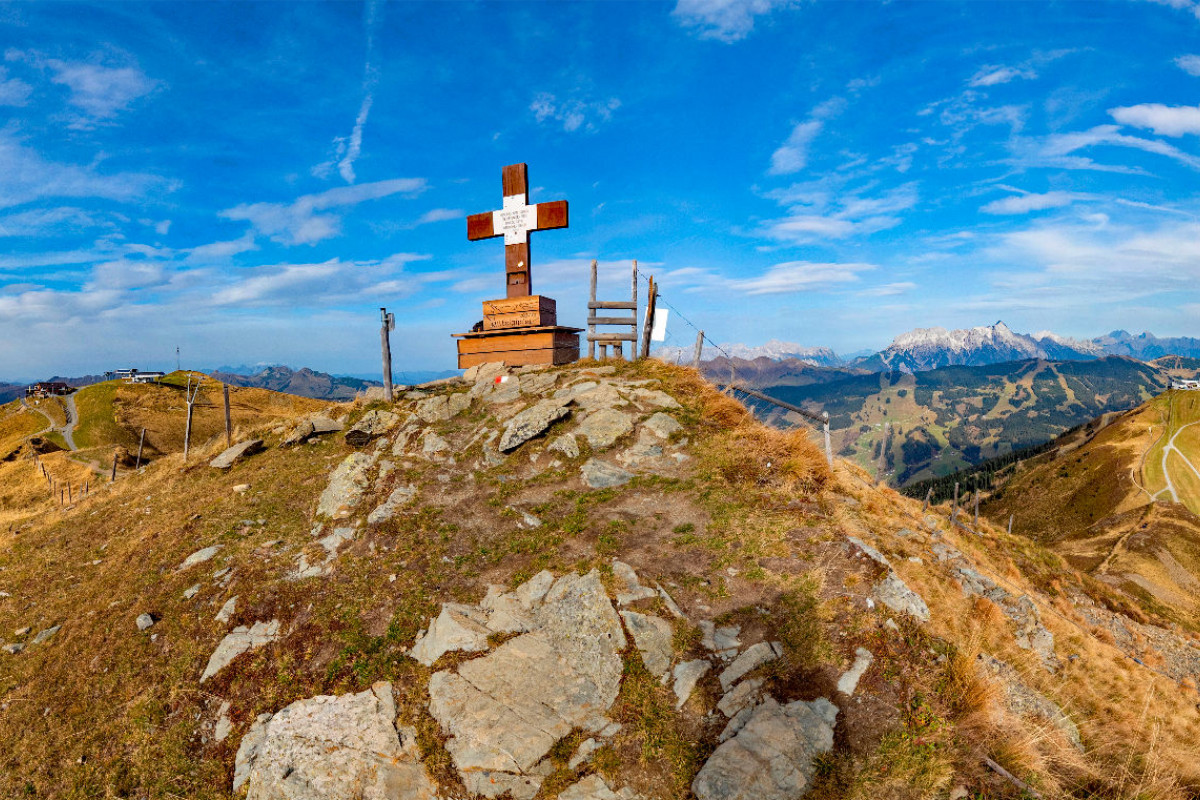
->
19;395;78;451
61;394;78;451
1162;420;1200;499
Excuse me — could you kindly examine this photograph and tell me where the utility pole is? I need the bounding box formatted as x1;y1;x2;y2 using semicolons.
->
380;307;395;402
176;346;181;372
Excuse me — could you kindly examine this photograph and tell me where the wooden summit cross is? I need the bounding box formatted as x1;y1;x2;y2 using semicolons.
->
453;163;582;368
466;163;568;298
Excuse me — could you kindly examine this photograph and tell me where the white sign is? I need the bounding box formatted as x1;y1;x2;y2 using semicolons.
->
650;309;669;342
493;193;540;246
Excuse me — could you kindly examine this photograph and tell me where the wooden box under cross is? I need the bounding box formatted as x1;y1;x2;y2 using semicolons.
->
482;295;557;331
454;326;581;368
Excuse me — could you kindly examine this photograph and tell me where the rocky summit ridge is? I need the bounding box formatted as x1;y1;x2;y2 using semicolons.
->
1;359;1198;799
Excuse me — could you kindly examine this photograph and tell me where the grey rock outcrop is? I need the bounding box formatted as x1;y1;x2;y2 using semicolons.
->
282;417;343;446
719;641;782;691
620;610;673;679
210;439;265;469
316;453;377;519
673;659;710;709
559;774;642;800
367;484;417;525
136;613;155;631
201;620;281;683
693;697;839;800
427;571;626;796
410;604;491;666
32;625;60;645
643;412;682;440
873;571;931;624
344;410;401;447
179;545;221;570
576;407;634;449
498;399;571;452
581;458;633;489
836;647;874;696
233;682;436;799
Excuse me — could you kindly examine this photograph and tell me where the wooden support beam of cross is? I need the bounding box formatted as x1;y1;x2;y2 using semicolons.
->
466;163;568;299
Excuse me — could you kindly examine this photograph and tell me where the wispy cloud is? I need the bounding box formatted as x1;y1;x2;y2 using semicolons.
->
1177;54;1200;76
0;129;164;209
313;0;384;183
414;208;462;226
0;67;30;106
1010;124;1200;171
980;190;1080;215
672;0;795;42
1109;101;1200;137
221;178;428;246
759;180;918;244
0;207;102;237
968;64;1037;87
730;261;873;294
768;97;846;175
858;282;916;297
530;92;621;133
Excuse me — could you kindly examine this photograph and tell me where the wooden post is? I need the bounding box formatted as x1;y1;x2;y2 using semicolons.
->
1008;514;1014;536
822;411;833;467
111;452;118;482
974;490;979;527
183;401;194;462
923;487;933;512
67;484;71;503
380;307;394;402
588;260;598;360
639;276;657;359
692;330;704;369
135;428;146;469
953;481;959;513
631;259;638;358
223;385;232;449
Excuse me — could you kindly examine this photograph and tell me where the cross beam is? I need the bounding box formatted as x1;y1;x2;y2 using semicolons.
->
466;163;568;298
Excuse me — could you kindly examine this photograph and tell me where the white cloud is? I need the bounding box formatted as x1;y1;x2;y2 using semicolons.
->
0;207;102;237
46;60;158;125
1109;102;1200;137
1140;0;1200;21
0;129;163;209
530;92;620;133
210;252;430;307
155;220;171;235
185;234;258;264
1012;124;1200;171
1177;54;1200;76
0;67;30;106
767;97;846;175
858;282;916;297
414;208;463;225
728;261;874;294
769;121;822;175
980;190;1078;215
87;259;166;291
759;180;918;244
221;178;428;246
672;0;794;42
968;65;1037;87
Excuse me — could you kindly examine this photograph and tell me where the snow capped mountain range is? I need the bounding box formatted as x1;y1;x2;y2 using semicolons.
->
656;323;1200;373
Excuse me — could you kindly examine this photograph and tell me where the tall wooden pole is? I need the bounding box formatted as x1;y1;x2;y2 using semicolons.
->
588;260;598;360
974;490;980;527
135;428;146;469
923;487;933;512
110;451;118;482
822;411;833;467
1008;514;1014;535
183;401;194;462
640;276;657;360
223;385;232;449
692;330;704;369
631;259;638;359
380;307;394;402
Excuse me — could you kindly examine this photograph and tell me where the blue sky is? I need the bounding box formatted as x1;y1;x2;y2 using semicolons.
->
3;0;1200;378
